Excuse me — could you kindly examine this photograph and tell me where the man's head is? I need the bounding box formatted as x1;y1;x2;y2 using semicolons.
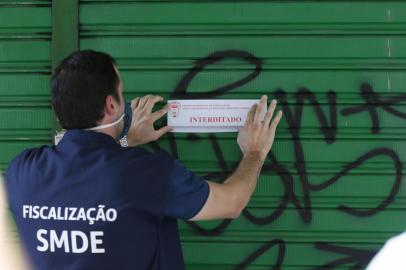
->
51;50;125;135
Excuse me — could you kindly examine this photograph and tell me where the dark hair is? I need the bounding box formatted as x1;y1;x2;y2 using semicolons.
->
51;50;121;129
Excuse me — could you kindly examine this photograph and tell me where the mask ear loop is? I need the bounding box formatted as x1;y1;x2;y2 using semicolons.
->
85;113;125;131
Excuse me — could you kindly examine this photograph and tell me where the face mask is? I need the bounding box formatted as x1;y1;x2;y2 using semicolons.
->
54;102;132;145
86;101;132;140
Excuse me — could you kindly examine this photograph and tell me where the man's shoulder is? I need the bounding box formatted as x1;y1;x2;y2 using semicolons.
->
7;145;51;174
122;146;174;163
5;145;51;198
12;145;50;162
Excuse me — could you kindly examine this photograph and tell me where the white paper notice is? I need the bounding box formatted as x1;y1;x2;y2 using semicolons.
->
167;99;267;133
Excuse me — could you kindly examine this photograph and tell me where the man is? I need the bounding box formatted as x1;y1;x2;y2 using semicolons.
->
5;50;282;270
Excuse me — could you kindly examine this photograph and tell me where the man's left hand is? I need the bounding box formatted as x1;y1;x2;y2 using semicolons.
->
126;95;172;147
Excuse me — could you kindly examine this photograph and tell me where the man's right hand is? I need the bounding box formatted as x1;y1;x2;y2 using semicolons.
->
237;95;283;162
189;95;283;221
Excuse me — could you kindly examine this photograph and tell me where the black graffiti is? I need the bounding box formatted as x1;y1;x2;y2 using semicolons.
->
159;50;403;269
312;242;377;270
242;151;291;225
311;147;402;217
169;50;402;227
232;239;285;270
341;83;406;134
259;88;338;223
172;50;262;99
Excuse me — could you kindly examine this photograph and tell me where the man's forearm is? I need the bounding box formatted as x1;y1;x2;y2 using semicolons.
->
223;151;265;213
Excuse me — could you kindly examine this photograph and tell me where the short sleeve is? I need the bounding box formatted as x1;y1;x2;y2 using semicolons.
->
164;159;210;220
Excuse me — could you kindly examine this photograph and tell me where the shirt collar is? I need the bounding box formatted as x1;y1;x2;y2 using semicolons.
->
58;129;119;148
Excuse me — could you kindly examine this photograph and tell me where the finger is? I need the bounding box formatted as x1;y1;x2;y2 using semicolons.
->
154;125;173;140
138;95;152;109
151;103;170;122
144;95;163;113
269;110;283;131
264;99;277;127
131;97;140;110
253;95;267;125
244;104;257;126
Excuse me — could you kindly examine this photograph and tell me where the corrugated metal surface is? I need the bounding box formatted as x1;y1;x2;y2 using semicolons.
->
2;1;406;269
0;0;52;171
80;1;406;269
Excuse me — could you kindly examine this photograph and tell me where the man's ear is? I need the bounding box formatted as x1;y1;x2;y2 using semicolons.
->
104;95;117;117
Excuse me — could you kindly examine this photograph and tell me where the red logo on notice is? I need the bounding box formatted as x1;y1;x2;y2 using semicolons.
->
170;102;181;118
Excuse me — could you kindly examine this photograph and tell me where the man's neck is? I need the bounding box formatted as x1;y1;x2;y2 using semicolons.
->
94;128;117;141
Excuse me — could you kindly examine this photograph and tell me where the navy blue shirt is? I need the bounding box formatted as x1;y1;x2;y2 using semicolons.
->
166;159;209;219
5;130;209;270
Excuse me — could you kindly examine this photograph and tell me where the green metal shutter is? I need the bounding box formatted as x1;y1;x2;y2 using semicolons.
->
2;1;406;269
79;2;406;269
0;1;52;171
